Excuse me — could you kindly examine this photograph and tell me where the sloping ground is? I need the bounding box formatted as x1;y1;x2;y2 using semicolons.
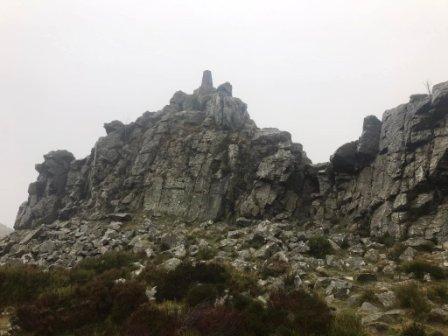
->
1;73;448;335
1;218;448;335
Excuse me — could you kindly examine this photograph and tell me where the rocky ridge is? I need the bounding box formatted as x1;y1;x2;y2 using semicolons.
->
9;72;448;246
14;70;316;231
316;83;448;243
2;72;448;335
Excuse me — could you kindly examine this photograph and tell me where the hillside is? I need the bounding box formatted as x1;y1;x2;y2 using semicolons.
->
1;72;448;335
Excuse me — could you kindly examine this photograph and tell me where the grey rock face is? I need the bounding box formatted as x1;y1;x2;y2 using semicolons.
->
375;291;396;309
432;81;448;109
357;115;382;163
11;74;448;250
15;150;75;229
331;141;359;174
14;72;315;230
316;81;448;243
217;82;232;97
330;115;381;174
200;70;214;91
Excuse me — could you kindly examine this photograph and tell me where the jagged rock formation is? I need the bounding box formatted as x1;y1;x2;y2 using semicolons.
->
10;73;448;243
4;73;448;258
0;224;12;239
315;82;448;243
14;71;316;230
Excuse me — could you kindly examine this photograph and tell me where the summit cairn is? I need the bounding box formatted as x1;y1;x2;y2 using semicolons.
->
194;70;215;95
200;70;214;90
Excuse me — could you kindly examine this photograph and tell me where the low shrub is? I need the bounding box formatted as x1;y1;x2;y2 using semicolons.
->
178;330;201;336
76;251;140;275
402;260;446;280
229;294;269;336
185;284;219;307
308;236;333;258
69;267;97;284
73;277;116;323
226;267;260;295
151;262;229;301
110;281;147;322
196;246;217;260
16;300;59;335
184;305;245;336
124;303;179;336
3;259;348;336
0;265;59;307
16;276;146;334
394;282;430;317
401;322;427;336
329;310;367;336
261;260;290;277
268;289;332;336
358;287;379;305
427;283;448;304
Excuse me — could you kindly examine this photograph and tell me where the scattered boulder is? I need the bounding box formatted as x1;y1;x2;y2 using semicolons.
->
399;247;416;262
161;258;182;271
429;308;448;323
359;302;381;314
375;291;396;309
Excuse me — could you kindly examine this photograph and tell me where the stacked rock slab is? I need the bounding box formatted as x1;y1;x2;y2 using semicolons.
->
15;71;316;230
316;81;448;243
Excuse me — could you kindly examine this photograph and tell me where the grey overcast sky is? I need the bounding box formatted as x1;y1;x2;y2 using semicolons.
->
1;0;448;228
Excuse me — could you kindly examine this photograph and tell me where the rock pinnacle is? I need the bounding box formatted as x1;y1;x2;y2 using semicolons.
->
200;70;214;90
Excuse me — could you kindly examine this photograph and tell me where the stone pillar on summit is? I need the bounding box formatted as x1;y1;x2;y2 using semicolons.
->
200;70;213;90
194;70;216;95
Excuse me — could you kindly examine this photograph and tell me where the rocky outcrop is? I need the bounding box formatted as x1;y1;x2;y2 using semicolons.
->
15;150;75;229
317;82;448;243
15;71;316;230
330;115;382;174
4;75;448;336
9;73;448;247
